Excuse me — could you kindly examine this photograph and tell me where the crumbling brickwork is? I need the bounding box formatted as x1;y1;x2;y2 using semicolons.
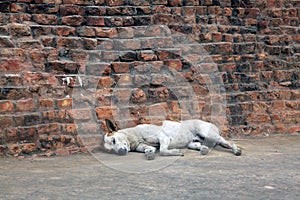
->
0;0;299;157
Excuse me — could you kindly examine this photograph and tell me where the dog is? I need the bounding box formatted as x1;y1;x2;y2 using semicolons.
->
103;119;242;160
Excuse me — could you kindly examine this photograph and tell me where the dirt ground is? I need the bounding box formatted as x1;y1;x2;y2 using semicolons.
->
1;135;300;200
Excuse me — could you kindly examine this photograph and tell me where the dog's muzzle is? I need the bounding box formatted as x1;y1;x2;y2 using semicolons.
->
118;148;128;155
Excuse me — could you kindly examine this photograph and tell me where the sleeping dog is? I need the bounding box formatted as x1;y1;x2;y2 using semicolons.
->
103;119;242;160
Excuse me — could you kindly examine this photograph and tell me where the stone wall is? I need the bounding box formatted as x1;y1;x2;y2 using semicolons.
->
0;0;299;157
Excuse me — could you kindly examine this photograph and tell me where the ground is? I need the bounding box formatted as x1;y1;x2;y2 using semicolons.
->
1;135;300;200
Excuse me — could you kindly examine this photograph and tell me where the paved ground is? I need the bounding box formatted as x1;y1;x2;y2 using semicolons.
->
1;135;300;200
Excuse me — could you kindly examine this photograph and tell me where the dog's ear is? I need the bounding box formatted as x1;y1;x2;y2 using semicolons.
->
105;119;118;133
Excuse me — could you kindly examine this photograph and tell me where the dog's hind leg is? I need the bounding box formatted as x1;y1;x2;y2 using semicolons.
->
159;137;184;156
217;136;242;156
188;142;209;155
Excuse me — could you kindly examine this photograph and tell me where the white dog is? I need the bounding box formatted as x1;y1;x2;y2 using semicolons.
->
103;119;242;160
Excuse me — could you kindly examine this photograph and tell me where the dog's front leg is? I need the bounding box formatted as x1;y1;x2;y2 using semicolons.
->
136;143;157;160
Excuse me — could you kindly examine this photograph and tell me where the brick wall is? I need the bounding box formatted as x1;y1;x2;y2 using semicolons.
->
0;0;299;157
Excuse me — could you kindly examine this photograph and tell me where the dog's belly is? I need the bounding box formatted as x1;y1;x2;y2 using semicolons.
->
168;133;194;149
160;120;194;149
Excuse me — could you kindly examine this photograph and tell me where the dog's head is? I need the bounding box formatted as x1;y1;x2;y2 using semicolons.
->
103;119;130;156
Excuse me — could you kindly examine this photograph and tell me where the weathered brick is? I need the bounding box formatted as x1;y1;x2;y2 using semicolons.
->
42;110;73;123
139;50;157;61
59;5;85;16
164;59;182;71
130;88;147;103
15;99;35;112
68;109;92;121
48;61;79;74
86;16;105;26
32;14;58;25
39;99;55;110
168;0;182;6
62;15;86;26
0;115;13;129
52;26;76;36
8;23;31;37
0;36;14;48
86;6;106;15
37;0;62;4
0;101;14;113
148;87;169;101
105;0;124;6
148;102;168;116
95;106;117;119
57;98;73;109
95;27;118;38
61;123;78;135
14;113;41;126
97;76;115;88
111;62;130;73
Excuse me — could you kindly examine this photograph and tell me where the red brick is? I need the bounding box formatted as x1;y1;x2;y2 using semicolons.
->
83;38;97;50
0;60;31;72
62;123;78;135
62;15;86;26
53;26;76;36
29;50;47;64
38;0;62;3
148;103;168;116
63;0;92;4
22;72;43;85
0;116;13;129
114;74;132;86
97;76;115;88
148;87;170;101
105;0;124;6
111;62;130;73
8;143;37;156
86;6;106;15
114;39;141;50
0;36;14;48
37;123;60;135
86;63;111;76
139;50;157;61
130;89;147;103
95;27;118;38
168;0;182;6
32;14;58;25
0;101;14;113
15;99;35;112
39;99;55;110
164;60;182;71
95;106;117;119
48;60;79;74
288;126;300;134
57;98;73;109
86;16;105;26
8;23;31;37
77;26;95;37
68;109;92;121
59;5;85;16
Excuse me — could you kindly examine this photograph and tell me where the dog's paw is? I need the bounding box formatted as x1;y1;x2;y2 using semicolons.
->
234;148;242;156
200;146;209;155
145;149;156;160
